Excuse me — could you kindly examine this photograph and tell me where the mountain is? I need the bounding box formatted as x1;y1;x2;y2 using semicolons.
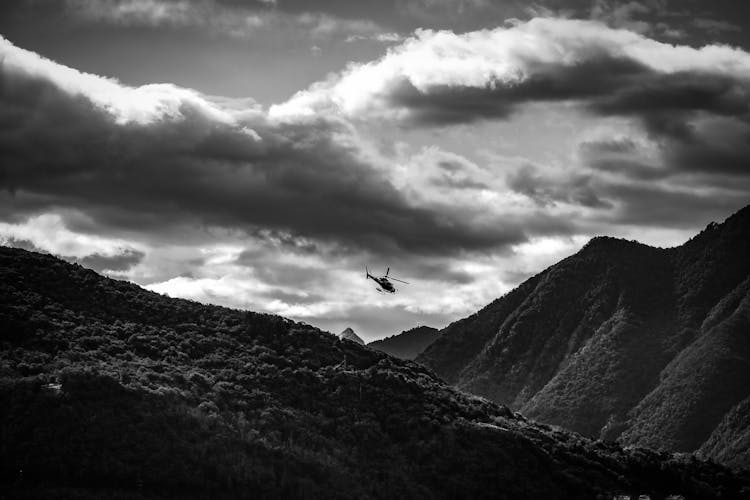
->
417;205;750;470
368;326;440;360
2;247;749;499
338;327;364;345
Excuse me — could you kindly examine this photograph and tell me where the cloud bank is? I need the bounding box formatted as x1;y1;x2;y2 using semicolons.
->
273;18;750;125
0;34;541;257
2;15;749;339
272;17;749;227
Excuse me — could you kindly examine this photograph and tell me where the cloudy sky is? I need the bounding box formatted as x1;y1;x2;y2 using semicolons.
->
1;0;749;341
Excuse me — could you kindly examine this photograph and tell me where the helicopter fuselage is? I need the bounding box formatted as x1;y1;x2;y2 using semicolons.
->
367;273;396;293
366;267;407;293
375;277;395;293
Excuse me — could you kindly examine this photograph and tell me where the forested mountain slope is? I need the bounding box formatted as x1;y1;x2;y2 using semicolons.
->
1;246;749;498
418;205;750;470
368;326;439;360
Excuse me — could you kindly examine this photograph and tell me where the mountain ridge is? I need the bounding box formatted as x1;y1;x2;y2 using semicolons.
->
367;326;439;360
417;205;750;470
2;245;749;498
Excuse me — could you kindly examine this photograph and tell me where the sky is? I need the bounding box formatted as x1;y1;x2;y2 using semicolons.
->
1;0;749;341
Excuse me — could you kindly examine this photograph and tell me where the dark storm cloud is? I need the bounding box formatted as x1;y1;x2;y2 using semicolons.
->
692;18;741;35
0;37;533;258
502;135;750;231
392;51;750;134
504;159;749;230
3;0;749;53
584;158;669;182
0;0;511;40
0;0;393;49
247;230;337;256
72;249;145;273
382;56;651;126
222;0;523;33
582;111;750;181
602;182;749;229
506;164;611;209
0;0;513;39
589;71;750;119
579;138;674;182
654;119;750;178
539;0;750;47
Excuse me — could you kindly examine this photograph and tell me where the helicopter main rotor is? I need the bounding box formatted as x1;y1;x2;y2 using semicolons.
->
365;266;409;292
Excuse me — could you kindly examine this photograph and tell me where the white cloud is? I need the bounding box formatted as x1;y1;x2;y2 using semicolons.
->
0;35;243;126
0;213;142;258
146;275;271;306
271;17;750;121
512;235;589;259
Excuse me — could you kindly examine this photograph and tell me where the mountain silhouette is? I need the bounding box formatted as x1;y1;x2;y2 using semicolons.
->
368;326;439;359
338;327;365;345
2;246;749;499
418;205;750;470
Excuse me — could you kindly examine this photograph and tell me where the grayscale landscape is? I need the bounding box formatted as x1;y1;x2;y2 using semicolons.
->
1;0;749;498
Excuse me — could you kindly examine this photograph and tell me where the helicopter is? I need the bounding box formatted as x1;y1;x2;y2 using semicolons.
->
366;266;409;293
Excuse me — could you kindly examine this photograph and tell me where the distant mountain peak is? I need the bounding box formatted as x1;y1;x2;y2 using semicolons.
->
368;325;439;360
339;327;365;345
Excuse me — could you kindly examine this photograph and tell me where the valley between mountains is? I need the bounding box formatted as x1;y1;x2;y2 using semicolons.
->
1;206;749;499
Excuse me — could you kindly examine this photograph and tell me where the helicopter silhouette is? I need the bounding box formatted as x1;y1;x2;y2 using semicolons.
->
366;267;409;293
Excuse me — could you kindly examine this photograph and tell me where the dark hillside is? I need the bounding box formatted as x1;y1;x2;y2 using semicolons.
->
621;275;750;453
699;396;750;470
417;205;750;469
417;274;545;385
1;246;749;498
368;326;439;359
